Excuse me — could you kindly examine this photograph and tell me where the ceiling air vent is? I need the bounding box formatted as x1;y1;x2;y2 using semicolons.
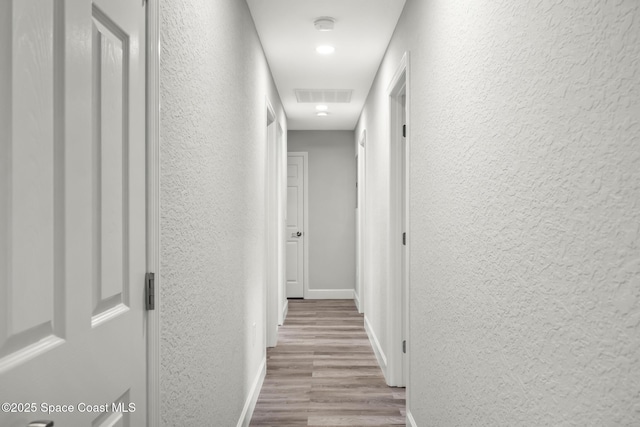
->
295;89;353;103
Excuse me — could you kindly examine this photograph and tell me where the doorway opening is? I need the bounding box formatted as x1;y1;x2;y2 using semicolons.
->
356;130;367;314
285;152;308;299
276;122;287;325
388;52;410;388
265;98;282;348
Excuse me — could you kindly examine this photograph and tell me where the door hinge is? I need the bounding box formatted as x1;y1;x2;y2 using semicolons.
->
145;272;155;310
402;340;406;354
402;124;406;138
402;232;406;246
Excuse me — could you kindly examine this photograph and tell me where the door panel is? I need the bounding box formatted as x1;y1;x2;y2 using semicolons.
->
0;0;146;425
287;187;298;226
286;241;299;279
0;0;65;376
92;4;131;326
286;155;304;298
92;390;131;427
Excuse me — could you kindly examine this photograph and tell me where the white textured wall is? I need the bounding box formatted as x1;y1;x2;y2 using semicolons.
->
160;1;285;425
358;0;640;424
288;131;356;293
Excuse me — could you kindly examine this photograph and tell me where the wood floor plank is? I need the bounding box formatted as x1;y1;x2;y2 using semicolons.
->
250;299;405;427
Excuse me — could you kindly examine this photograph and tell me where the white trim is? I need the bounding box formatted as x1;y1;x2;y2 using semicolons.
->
364;315;388;380
266;98;276;125
305;289;355;299
287;152;309;300
407;410;418;427
280;298;288;325
265;97;278;348
356;130;367;315
146;0;160;425
277;122;286;326
403;50;413;418
354;290;361;312
236;357;267;427
359;130;366;147
387;52;408;94
387;51;410;388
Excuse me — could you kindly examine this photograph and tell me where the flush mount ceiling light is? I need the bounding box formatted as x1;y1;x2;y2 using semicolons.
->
316;105;329;111
316;112;329;117
314;17;335;32
316;45;335;55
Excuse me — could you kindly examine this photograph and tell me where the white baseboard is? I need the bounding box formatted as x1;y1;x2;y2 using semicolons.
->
407;410;418;427
236;357;266;427
364;315;387;379
280;299;289;325
354;291;362;313
305;289;354;299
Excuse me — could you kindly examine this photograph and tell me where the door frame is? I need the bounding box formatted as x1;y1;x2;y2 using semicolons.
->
266;98;279;348
387;52;410;389
277;122;287;325
356;130;367;314
146;0;160;425
287;152;309;299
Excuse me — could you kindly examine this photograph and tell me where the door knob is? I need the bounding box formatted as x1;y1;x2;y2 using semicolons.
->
28;422;54;427
296;231;302;237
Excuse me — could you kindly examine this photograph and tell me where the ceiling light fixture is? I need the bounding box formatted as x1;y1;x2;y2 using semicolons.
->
316;105;329;111
316;45;335;55
314;17;335;32
316;112;329;117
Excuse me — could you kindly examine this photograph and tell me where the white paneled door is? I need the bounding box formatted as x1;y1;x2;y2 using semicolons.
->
286;155;305;298
0;0;147;425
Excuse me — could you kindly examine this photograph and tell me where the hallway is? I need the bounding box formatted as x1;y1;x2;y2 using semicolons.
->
250;300;405;426
1;0;638;425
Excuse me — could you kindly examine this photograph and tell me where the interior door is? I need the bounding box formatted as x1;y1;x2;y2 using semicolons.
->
286;155;304;298
0;0;147;425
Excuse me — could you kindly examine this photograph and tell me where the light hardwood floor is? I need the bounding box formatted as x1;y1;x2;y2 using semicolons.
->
250;299;406;427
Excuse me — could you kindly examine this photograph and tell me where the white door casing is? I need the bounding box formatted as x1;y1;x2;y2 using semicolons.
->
146;0;161;424
277;122;286;325
266;99;279;348
387;52;409;388
356;131;367;314
400;93;408;384
0;0;147;425
286;153;306;298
